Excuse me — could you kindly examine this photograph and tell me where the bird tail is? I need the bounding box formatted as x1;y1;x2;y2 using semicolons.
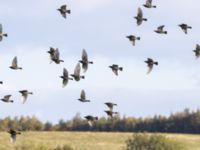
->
10;100;14;103
143;18;147;21
114;103;117;106
60;60;64;62
114;112;118;114
89;61;93;64
119;67;123;71
81;76;85;79
86;100;90;102
137;37;141;40
67;10;71;14
164;31;167;34
19;67;23;70
29;92;33;95
153;6;156;8
154;62;158;65
188;26;192;29
69;78;73;80
3;33;8;37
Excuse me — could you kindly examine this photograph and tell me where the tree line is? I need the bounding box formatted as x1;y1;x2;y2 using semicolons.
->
1;108;200;133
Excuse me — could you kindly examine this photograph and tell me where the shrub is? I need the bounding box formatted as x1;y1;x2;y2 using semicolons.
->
126;133;187;150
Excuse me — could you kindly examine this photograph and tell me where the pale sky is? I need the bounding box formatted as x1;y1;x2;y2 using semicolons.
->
0;0;200;123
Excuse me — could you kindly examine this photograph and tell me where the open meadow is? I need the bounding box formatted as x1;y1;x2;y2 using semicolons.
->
0;132;200;150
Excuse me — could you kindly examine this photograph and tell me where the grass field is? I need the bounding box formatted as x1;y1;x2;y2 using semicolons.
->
0;132;200;150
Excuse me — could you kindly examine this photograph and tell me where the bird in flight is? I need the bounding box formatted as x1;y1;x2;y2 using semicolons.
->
1;95;13;103
134;7;147;26
79;49;93;73
57;5;71;19
143;0;156;8
19;90;33;104
126;35;140;46
178;23;192;34
154;25;167;34
104;110;118;119
145;58;158;74
7;129;21;143
60;68;73;87
70;63;85;81
78;90;90;102
193;44;200;58
0;24;7;41
9;56;22;70
84;115;98;127
104;102;117;111
52;49;64;64
109;64;123;76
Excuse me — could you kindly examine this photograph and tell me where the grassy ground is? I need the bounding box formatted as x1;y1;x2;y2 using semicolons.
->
0;132;200;150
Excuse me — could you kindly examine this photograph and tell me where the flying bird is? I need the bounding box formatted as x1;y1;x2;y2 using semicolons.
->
0;24;7;41
104;102;117;111
1;95;13;103
9;56;22;70
19;90;33;104
70;63;84;81
134;7;147;26
60;68;73;87
7;129;21;143
126;35;140;46
78;90;90;102
0;81;3;84
52;49;64;64
145;58;158;74
154;25;167;34
193;44;200;58
57;5;71;19
84;115;98;127
109;64;123;76
47;47;56;63
104;110;118;118
79;49;93;73
178;23;192;34
143;0;156;8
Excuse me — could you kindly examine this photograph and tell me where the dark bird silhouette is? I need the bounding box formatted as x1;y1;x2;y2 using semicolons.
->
134;7;147;26
57;5;71;19
9;56;22;70
104;110;118;118
0;24;7;41
79;49;93;73
1;95;13;103
19;90;33;104
70;63;85;81
84;115;98;127
193;44;200;58
143;0;156;8
47;47;56;63
52;49;64;64
109;64;123;76
154;25;167;34
145;58;158;74
126;35;140;46
60;68;73;87
104;102;117;111
7;129;21;143
78;90;90;102
178;23;192;34
0;81;3;84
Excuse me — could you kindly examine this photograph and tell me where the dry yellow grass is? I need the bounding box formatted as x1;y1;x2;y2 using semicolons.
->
0;132;200;150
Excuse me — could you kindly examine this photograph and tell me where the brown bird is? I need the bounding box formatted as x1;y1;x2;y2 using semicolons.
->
178;23;192;34
78;90;90;102
79;49;93;73
143;0;156;8
145;58;158;74
126;35;140;46
154;25;167;34
60;68;73;87
52;49;64;64
193;44;200;58
70;63;84;81
0;24;7;41
1;95;13;103
9;56;22;70
104;102;117;111
104;110;118;118
134;7;147;26
47;47;56;63
109;64;123;76
84;115;98;127
19;90;33;104
7;128;21;143
57;5;71;19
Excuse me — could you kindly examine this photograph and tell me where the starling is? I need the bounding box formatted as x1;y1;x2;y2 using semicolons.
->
19;90;33;104
84;115;98;127
134;7;147;26
70;63;84;81
9;56;22;70
0;81;3;84
47;47;56;63
154;25;167;34
0;24;8;41
60;68;73;87
193;44;200;58
143;0;156;8
57;5;71;19
79;49;93;73
104;102;117;111
109;64;123;76
7;129;21;143
1;95;13;103
126;35;140;46
145;58;158;74
104;110;118;118
178;23;192;34
78;90;90;102
52;49;64;64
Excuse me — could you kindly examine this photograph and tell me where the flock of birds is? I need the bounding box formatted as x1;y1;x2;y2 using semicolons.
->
1;0;200;144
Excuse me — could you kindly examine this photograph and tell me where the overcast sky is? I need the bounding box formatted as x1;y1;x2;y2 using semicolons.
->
0;0;200;123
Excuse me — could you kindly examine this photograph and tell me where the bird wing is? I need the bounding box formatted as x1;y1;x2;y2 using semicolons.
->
158;25;165;30
61;5;67;10
82;49;88;62
63;68;68;77
81;90;86;100
112;69;118;76
10;134;16;143
0;24;2;33
147;58;153;62
138;8;143;18
88;120;93;127
4;95;11;100
54;49;60;60
61;13;66;19
74;63;81;76
12;56;18;68
196;44;200;50
147;64;153;74
22;93;28;104
146;0;152;5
